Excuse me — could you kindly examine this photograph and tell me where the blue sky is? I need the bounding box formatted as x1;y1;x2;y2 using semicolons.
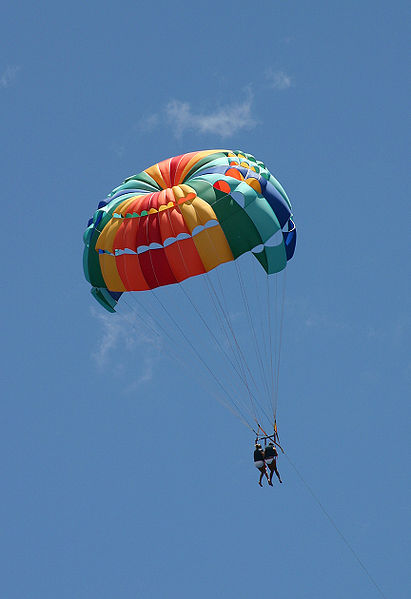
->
1;1;409;597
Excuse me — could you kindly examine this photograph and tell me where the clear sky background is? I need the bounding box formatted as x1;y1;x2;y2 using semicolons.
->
1;1;409;598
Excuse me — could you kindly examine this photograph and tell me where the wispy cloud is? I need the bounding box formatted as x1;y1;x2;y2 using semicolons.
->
166;91;256;138
91;308;162;385
92;310;130;368
285;297;352;337
265;68;293;90
138;113;160;133
304;312;350;332
0;65;20;89
138;90;257;139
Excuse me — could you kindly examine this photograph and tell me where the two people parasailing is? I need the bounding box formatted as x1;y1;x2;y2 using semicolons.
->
254;441;282;487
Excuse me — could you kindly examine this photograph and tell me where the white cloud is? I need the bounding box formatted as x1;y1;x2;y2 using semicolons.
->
165;91;256;138
265;69;293;90
136;355;154;384
137;90;257;139
0;65;20;89
138;113;160;133
91;308;162;385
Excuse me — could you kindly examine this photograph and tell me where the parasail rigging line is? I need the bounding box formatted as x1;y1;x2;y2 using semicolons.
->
235;259;273;413
150;287;257;432
202;276;247;380
122;292;256;433
121;296;161;339
177;282;258;406
205;258;276;429
201;267;265;424
274;269;287;417
285;453;387;599
235;259;271;400
211;265;263;401
252;263;272;411
200;275;260;425
266;273;276;422
178;270;274;428
119;296;254;432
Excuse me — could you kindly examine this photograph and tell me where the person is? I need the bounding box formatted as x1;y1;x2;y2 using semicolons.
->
254;443;270;487
265;442;282;484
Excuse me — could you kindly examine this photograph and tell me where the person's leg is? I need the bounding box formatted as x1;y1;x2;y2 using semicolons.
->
258;466;269;486
268;463;274;484
273;460;282;483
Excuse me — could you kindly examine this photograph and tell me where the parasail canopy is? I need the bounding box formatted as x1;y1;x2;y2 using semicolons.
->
83;149;296;313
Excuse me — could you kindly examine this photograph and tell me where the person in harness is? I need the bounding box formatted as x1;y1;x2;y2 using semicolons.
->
265;441;282;484
254;443;271;487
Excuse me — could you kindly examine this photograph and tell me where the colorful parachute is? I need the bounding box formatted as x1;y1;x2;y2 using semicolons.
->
83;150;296;313
83;149;296;435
